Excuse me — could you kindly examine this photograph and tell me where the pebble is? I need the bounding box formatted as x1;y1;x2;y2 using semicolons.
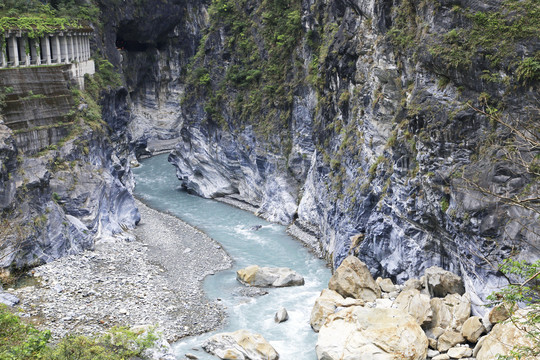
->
12;200;232;342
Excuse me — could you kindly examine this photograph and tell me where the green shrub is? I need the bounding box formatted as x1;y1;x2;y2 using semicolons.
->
0;305;158;360
48;327;158;360
516;53;540;85
0;304;51;359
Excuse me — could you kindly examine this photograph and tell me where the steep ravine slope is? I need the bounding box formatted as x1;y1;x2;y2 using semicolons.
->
2;0;537;313
116;0;539;308
0;109;140;272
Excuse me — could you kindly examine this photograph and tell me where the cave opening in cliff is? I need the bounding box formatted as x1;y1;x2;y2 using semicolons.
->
115;35;149;52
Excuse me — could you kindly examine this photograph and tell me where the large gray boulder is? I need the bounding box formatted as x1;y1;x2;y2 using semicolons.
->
202;330;279;360
424;267;465;298
316;306;428;360
328;255;381;301
236;265;304;287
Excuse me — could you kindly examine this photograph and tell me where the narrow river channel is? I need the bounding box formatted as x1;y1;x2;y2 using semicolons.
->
133;154;331;359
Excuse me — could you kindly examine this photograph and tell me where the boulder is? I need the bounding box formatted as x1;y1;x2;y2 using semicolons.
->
374;298;393;309
310;289;363;332
376;277;396;293
428;293;471;335
475;309;536;360
236;265;304;287
274;307;288;323
432;354;450;360
488;304;511;324
472;336;486;357
393;289;433;326
328;256;381;301
403;278;424;292
0;291;19;307
202;330;279;360
461;316;485;343
316;306;428;360
447;346;472;359
424;267;465;297
437;330;465;352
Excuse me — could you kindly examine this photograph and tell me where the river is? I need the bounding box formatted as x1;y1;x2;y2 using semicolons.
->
133;154;331;359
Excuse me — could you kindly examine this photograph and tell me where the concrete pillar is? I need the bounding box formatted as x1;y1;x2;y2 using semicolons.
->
52;35;61;63
42;36;51;65
30;38;40;65
82;36;87;60
84;36;89;60
19;36;30;66
87;36;92;59
73;34;80;62
1;37;6;68
8;35;19;66
62;34;70;63
68;35;75;62
78;35;84;61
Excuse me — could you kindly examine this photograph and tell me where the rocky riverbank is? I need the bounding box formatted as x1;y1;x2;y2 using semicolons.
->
9;200;232;343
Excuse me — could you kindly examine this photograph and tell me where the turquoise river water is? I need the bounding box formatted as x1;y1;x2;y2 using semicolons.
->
133;154;331;359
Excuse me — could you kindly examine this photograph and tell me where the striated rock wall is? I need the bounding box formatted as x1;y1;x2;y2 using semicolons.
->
121;0;538;309
3;0;537;311
0;117;140;270
0;42;139;273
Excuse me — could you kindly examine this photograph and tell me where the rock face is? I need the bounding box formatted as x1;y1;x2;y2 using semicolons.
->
202;330;279;360
475;309;536;360
0;116;140;271
152;0;540;310
4;0;538;313
236;265;304;287
328;256;381;301
316;306;428;360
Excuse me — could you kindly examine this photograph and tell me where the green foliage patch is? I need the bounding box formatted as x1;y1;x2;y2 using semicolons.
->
0;16;83;39
0;304;158;360
389;0;540;84
0;0;99;21
186;0;303;141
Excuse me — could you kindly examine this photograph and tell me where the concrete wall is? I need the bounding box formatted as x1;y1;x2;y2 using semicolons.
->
0;61;95;154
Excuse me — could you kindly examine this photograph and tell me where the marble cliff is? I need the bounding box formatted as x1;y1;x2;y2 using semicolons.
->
1;0;539;310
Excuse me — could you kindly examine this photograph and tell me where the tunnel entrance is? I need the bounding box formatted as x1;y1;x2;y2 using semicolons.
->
116;35;150;52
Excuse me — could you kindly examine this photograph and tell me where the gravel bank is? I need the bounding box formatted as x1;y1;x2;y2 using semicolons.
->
11;199;232;342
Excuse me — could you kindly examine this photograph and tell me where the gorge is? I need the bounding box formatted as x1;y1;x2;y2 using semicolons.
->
0;0;539;358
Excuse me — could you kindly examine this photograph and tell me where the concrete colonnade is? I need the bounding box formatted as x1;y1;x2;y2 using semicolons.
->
1;31;92;68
